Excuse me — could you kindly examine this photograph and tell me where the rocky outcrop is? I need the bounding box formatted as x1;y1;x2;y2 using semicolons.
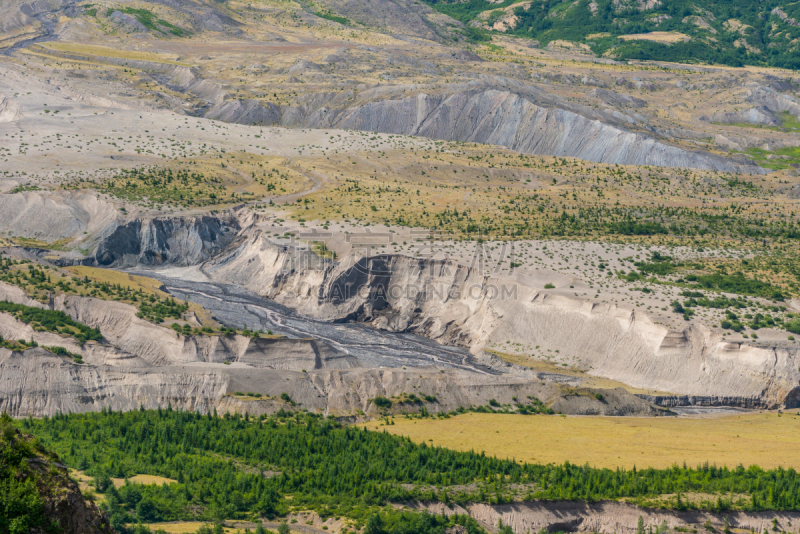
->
29;45;228;105
0;423;115;534
0;346;231;416
417;501;800;534
206;98;281;125
0;93;21;122
0;0;69;52
0;277;658;417
636;393;771;409
0;280;45;307
22;46;763;172
587;88;647;109
746;84;800;117
109;10;148;32
94;214;239;267
49;293;356;369
0;342;650;417
315;0;456;42
76;215;800;408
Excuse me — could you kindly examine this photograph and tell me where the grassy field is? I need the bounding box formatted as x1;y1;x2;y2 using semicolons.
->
366;411;800;470
618;32;691;43
40;42;190;65
113;474;178;488
68;266;171;297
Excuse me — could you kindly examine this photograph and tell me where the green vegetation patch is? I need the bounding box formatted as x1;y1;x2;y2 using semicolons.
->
313;10;353;26
43;345;85;364
109;7;189;36
682;273;785;301
0;301;102;343
0;258;189;324
88;167;232;208
742;146;800;171
422;0;800;69
9;184;40;194
470;395;554;415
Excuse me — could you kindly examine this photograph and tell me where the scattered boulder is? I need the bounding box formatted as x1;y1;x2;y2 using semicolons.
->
0;94;21;122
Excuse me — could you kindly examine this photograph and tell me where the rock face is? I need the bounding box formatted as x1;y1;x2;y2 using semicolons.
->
94;214;240;267
0;93;21;122
747;84;800;117
0;346;230;415
27;45;228;106
0;338;644;418
11;206;799;414
54;293;358;369
418;501;800;534
315;0;455;42
206;98;281;125
587;88;647;109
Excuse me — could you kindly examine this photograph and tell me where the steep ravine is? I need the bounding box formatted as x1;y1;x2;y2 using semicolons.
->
196;233;800;408
1;276;655;417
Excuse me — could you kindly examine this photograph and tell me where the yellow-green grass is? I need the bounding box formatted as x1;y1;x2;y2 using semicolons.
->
486;349;676;396
618;32;691;43
113;474;178;488
38;42;190;65
365;411;800;470
286;146;781;236
278;147;800;296
68;266;170;296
